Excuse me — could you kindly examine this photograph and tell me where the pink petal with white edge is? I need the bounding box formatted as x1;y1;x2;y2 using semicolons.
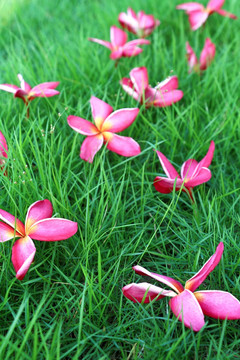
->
154;176;183;194
17;74;32;92
170;289;205;331
207;0;224;11
189;10;209;31
0;209;25;235
185;242;224;292
152;89;184;107
120;78;140;101
28;218;78;241
101;108;139;133
0;222;22;242
118;11;139;34
122;282;177;303
126;39;150;47
110;26;127;47
0;131;8;158
122;46;143;58
195;141;215;172
25;199;53;233
31;82;60;92
199;38;216;71
88;37;112;50
155;76;179;92
80;134;104;163
133;265;184;294
176;3;204;11
103;132;141;157
129;67;149;94
90;96;113;128
29;89;60;98
184;167;211;187
67;116;99;136
215;8;237;19
181;159;199;180
194;290;240;320
11;236;36;280
155;151;180;179
186;42;198;72
0;84;20;94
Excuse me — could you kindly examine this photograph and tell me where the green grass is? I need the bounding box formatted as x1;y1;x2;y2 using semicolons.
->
0;0;240;358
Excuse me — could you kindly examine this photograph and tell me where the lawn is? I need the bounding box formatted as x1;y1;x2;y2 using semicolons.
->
0;0;240;359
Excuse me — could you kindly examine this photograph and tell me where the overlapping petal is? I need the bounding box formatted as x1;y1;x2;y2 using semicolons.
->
188;10;209;30
111;26;127;47
11;236;36;280
80;134;104;163
101;108;139;133
103;132;141;157
25;199;53;232
129;67;149;94
184;168;211;187
122;282;177;303
18;74;32;92
28;218;78;241
181;159;199;180
0;222;22;242
120;78;139;101
153;176;183;194
122;46;143;58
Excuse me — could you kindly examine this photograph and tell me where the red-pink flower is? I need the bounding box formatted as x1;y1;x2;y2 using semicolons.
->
67;96;140;163
120;67;183;108
0;200;78;280
176;0;237;31
187;38;216;73
122;242;240;331
118;8;160;37
0;74;60;109
0;131;8;168
154;141;215;199
88;26;150;60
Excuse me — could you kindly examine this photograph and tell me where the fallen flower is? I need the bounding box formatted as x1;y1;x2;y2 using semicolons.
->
187;38;216;73
118;8;160;37
67;96;141;163
153;141;215;199
176;0;237;31
88;26;150;60
0;130;8;166
120;67;183;108
122;242;240;331
0;200;78;280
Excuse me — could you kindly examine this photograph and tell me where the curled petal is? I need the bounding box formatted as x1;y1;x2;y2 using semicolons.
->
80;134;104;163
103;132;141;157
90;96;113;128
67;116;99;136
0;209;25;235
155;151;180;179
189;10;209;31
120;77;140;101
176;3;204;12
122;282;177;303
133;265;184;294
185;242;224;292
215;8;237;19
0;84;20;94
28;218;78;241
101;108;139;133
0;222;22;242
110;26;127;47
181;159;199;180
0;131;8;159
195;290;240;320
154;176;183;194
17;74;31;92
129;67;149;94
199;38;216;71
88;37;112;49
186;42;198;72
12;236;36;280
25;200;53;233
184;167;212;187
170;289;205;331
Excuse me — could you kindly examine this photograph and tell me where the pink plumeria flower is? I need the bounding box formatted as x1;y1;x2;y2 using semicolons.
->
0;131;8;167
88;26;150;60
118;8;160;37
67;96;141;163
122;242;240;331
187;38;216;73
0;200;78;280
120;67;183;108
176;0;237;31
154;141;215;200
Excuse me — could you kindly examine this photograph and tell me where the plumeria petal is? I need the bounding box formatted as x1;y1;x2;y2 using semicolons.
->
195;141;215;171
25;199;53;233
215;8;237;19
133;265;184;294
186;42;198;72
125;39;150;47
155;151;180;179
122;46;143;57
185;242;224;292
0;209;25;235
189;10;209;31
176;3;204;11
103;132;141;157
155;76;179;92
67;116;99;136
88;37;112;49
101;108;139;133
170;289;205;331
29;89;60;98
199;38;216;71
80;134;104;163
194;290;240;320
181;159;199;180
154;176;183;194
110;26;127;47
27;218;78;241
122;282;177;303
11;236;36;280
120;78;140;101
0;84;20;94
0;222;22;242
31;82;60;92
184;167;211;187
129;67;149;94
151;89;184;107
110;48;124;60
207;0;225;10
14;89;28;102
0;131;8;159
118;10;139;34
90;96;113;129
17;74;32;92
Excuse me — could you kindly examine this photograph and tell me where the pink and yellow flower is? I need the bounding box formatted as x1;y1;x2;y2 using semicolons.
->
120;67;183;108
154;141;215;199
0;200;78;280
187;38;216;73
118;8;160;37
67;96;141;163
88;26;150;60
177;0;237;31
122;242;240;331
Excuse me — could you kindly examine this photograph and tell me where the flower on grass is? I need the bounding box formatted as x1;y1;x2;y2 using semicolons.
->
0;131;8;170
153;141;215;200
118;8;160;37
67;96;141;163
176;0;237;31
120;67;183;108
122;242;240;331
0;200;78;280
187;38;216;73
88;26;150;60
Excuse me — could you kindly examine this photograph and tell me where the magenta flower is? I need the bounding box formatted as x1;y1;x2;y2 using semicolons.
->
0;131;8;167
0;200;78;280
177;0;237;31
122;242;240;331
187;38;216;73
88;26;150;60
118;8;160;37
120;67;183;108
67;96;140;163
154;141;215;199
